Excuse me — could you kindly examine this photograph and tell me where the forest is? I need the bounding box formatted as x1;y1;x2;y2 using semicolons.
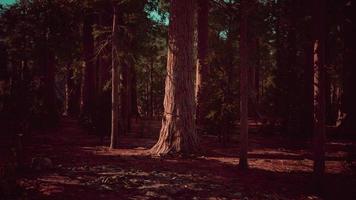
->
0;0;355;199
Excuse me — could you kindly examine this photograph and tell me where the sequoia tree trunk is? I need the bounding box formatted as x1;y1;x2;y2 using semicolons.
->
150;0;198;156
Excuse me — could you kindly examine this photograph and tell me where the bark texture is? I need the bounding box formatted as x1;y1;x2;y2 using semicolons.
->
150;0;198;156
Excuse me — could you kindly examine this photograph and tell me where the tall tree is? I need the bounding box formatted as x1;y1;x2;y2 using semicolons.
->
150;0;198;155
239;0;249;169
81;11;96;119
339;0;356;136
312;0;326;178
110;6;119;149
196;0;209;133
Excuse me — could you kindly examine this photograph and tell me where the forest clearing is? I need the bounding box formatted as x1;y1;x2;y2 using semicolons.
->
0;0;355;199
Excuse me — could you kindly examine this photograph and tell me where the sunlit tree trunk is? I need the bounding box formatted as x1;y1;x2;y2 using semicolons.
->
239;0;249;169
312;0;326;179
110;6;119;149
196;0;209;133
150;0;198;156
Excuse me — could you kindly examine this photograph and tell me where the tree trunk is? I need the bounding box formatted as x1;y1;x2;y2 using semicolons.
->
285;1;300;136
121;61;130;134
239;0;249;169
301;0;314;136
131;66;139;118
110;6;119;149
339;1;356;137
67;64;80;116
149;58;154;118
81;12;96;119
312;0;326;179
63;66;69;116
195;0;209;133
44;50;57;126
150;0;198;156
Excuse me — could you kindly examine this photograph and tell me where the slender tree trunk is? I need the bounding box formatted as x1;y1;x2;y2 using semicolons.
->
196;0;209;133
67;63;80;116
150;0;198;156
63;66;69;116
110;6;119;149
339;1;356;136
301;0;314;136
44;50;57;125
82;12;95;119
149;58;154;118
239;0;249;169
120;59;132;134
126;62;133;132
131;66;139;118
286;1;300;136
312;0;326;179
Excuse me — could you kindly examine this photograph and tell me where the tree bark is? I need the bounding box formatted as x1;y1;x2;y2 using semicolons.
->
239;0;249;169
195;0;209;133
110;6;119;149
150;0;198;156
312;0;326;179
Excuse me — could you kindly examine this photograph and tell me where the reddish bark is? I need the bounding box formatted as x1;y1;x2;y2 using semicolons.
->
150;0;198;155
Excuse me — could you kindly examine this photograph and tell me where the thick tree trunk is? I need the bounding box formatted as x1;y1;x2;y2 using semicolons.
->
110;7;119;149
195;0;209;133
312;0;326;179
150;0;198;156
239;0;249;169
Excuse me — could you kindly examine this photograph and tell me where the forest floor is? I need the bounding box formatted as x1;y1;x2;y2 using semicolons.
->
1;117;356;200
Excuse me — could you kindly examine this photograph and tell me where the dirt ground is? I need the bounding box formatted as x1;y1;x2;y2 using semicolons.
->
1;117;355;200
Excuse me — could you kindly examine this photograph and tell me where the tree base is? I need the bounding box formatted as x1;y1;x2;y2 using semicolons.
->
238;159;249;170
